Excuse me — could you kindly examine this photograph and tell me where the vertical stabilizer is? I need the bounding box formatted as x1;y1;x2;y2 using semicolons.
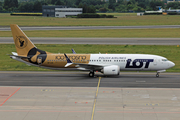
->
10;24;36;56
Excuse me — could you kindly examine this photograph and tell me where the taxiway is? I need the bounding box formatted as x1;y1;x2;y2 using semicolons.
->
0;71;180;88
1;37;180;45
0;71;180;120
1;25;180;31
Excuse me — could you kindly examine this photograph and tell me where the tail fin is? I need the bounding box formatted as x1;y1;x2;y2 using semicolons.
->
10;24;36;56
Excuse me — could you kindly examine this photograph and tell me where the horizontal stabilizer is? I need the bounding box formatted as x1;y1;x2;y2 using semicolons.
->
12;52;18;56
10;55;29;59
8;52;29;59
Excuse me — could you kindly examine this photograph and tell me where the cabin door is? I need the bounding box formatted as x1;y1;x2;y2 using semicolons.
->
37;57;42;65
153;57;157;65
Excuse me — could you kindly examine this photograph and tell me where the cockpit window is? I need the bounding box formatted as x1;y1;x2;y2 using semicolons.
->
162;59;168;61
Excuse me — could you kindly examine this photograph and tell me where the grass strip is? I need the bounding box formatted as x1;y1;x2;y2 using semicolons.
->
1;28;180;38
0;44;179;72
1;13;180;26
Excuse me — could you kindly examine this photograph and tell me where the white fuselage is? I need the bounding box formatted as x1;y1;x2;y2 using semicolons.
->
12;53;175;72
88;54;174;71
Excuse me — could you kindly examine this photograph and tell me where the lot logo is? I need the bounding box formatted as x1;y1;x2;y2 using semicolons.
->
15;36;28;49
125;59;154;68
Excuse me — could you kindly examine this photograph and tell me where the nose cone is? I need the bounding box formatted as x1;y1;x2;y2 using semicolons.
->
169;61;175;68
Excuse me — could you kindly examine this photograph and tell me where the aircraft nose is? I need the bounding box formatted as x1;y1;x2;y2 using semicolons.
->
169;61;175;68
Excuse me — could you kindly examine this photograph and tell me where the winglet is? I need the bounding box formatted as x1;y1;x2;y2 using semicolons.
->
71;48;76;54
64;53;73;67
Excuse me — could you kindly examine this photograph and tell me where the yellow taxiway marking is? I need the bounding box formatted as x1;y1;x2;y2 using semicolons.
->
91;77;101;120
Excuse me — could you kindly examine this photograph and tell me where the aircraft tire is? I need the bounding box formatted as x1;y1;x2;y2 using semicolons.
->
89;72;94;77
156;73;159;77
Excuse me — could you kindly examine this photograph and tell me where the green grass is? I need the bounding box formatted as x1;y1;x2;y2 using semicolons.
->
0;44;179;72
1;13;180;26
1;28;180;37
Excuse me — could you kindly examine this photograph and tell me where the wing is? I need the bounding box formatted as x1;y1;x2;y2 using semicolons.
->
71;48;76;54
75;63;104;70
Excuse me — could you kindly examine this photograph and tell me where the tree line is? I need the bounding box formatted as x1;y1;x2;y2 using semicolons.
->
0;0;180;12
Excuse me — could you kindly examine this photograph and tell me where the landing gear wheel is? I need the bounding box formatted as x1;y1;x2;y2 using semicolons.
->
89;72;94;77
156;73;159;77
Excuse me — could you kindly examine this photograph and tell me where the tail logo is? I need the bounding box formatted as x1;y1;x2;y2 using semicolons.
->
15;36;28;49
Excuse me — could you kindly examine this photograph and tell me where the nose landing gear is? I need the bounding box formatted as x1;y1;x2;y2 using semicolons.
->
156;70;166;77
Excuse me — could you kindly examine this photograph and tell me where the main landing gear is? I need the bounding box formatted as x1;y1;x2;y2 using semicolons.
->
156;72;159;77
89;71;94;77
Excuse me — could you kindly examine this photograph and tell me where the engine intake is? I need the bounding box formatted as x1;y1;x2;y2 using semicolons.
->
101;65;120;75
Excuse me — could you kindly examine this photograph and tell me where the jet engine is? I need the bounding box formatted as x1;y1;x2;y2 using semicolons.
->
101;65;120;75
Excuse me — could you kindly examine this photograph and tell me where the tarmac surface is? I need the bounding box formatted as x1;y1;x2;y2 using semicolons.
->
1;25;180;31
1;23;180;120
0;71;180;88
1;71;180;120
1;37;180;45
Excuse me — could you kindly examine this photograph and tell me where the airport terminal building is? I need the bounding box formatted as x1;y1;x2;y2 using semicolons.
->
42;5;82;18
55;8;82;18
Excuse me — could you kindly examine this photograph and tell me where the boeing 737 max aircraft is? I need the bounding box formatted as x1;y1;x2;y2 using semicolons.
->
10;24;175;77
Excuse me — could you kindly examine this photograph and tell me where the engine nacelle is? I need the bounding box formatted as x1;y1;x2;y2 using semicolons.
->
101;65;120;75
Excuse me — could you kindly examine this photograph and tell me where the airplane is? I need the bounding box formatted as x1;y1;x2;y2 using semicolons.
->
167;7;180;13
145;7;163;14
10;24;175;77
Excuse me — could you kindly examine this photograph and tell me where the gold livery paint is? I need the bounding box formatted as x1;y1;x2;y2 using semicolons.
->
10;24;36;56
10;24;90;69
43;54;90;68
